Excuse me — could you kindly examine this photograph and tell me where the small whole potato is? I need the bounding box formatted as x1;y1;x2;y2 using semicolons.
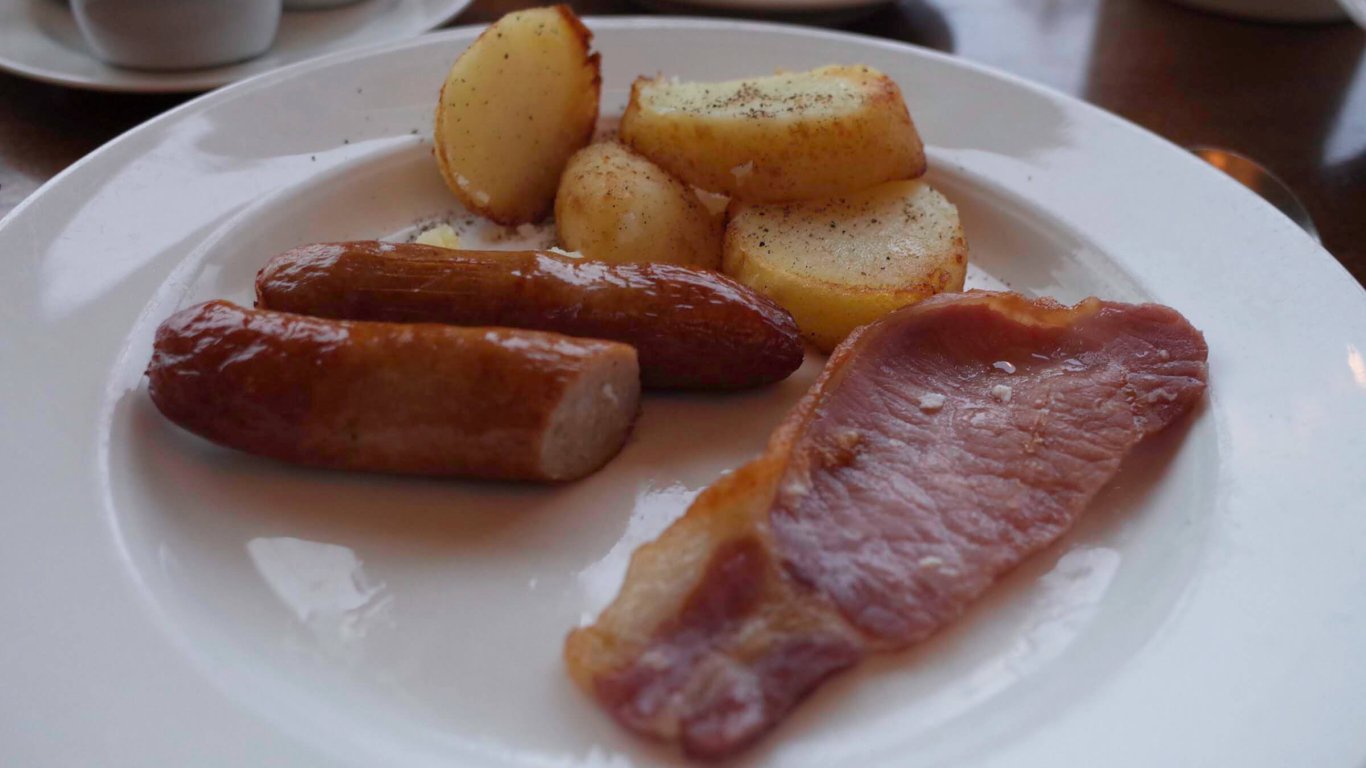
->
555;142;723;269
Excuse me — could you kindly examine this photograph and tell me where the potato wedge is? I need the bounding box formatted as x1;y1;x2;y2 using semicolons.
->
555;142;723;269
434;5;600;224
620;65;925;203
723;180;966;352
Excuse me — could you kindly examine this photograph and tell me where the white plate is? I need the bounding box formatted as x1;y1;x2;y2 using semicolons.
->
2;17;1364;768
0;0;470;92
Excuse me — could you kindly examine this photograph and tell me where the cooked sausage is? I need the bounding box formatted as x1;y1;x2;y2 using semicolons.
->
146;301;639;481
253;241;804;390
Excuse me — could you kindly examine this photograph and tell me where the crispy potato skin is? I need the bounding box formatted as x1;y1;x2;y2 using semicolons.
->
434;5;601;224
255;241;804;390
723;180;967;352
147;300;638;481
555;142;723;270
619;65;925;203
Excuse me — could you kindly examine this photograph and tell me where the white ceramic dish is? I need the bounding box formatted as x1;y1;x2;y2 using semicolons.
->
0;0;470;92
1;17;1364;768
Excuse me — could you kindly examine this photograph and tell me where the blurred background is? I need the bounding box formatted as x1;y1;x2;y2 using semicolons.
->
0;0;1362;283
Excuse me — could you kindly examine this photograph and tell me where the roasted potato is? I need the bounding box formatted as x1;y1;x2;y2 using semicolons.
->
555;142;723;269
620;65;925;204
723;180;966;352
434;6;600;224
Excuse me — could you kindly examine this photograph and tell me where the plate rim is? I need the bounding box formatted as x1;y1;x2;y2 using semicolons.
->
0;11;1346;277
3;12;1350;286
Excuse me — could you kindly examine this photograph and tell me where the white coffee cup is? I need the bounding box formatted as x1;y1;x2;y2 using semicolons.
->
73;0;283;71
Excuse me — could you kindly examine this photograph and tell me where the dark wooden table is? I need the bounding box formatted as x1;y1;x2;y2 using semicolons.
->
1;0;1362;284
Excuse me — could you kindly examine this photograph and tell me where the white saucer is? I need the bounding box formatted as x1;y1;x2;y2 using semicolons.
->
0;0;472;92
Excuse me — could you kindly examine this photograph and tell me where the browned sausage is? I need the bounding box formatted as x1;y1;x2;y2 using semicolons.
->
254;241;804;390
147;300;640;481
